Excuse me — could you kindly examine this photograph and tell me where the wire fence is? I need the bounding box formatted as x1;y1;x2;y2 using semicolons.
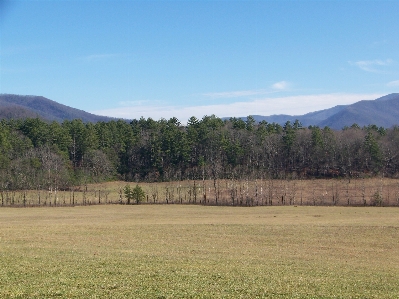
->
1;178;399;207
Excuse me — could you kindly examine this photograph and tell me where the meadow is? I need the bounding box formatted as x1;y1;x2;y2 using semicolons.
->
1;205;398;298
2;178;399;207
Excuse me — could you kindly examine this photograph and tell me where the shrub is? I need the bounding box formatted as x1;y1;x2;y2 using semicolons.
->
124;184;145;204
371;191;383;206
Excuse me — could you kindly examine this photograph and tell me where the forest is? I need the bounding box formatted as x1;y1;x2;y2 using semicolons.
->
0;115;396;192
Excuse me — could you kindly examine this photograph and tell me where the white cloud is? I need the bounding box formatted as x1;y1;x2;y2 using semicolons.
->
372;39;388;47
203;81;290;99
92;93;383;124
203;89;272;99
118;100;152;107
349;59;393;72
387;80;399;87
271;81;289;90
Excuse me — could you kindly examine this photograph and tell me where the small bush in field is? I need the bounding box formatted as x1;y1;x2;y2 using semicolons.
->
124;184;145;204
371;191;383;206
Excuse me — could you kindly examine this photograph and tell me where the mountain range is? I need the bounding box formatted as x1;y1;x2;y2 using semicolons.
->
1;93;399;129
0;94;116;123
243;93;399;129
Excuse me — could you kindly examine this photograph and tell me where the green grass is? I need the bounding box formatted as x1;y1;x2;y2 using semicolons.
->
1;206;399;298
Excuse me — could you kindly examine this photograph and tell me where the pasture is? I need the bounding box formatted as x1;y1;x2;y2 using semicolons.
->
1;205;398;298
2;178;399;207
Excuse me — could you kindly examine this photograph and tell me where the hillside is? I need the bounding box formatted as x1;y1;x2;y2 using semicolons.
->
0;94;119;122
233;93;399;129
2;93;399;128
319;94;399;129
249;105;348;127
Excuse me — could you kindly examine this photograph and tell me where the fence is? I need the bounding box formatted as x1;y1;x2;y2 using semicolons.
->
1;178;399;207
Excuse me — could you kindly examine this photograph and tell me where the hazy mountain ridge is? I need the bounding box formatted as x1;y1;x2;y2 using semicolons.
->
0;94;119;123
319;94;399;129
233;93;399;129
1;93;399;128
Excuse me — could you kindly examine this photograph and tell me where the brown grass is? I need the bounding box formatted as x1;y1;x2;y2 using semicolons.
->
2;178;399;207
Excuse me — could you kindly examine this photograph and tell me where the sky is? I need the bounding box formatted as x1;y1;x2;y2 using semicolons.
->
0;0;398;123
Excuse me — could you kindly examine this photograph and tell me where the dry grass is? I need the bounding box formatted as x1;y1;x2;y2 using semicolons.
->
1;205;399;298
2;178;399;207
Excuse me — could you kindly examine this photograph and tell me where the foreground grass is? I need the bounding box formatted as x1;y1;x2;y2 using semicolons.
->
0;206;398;298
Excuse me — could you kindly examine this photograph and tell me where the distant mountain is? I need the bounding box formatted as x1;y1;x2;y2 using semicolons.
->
230;93;399;129
0;94;120;123
296;105;348;127
319;94;399;129
3;93;399;128
248;104;348;127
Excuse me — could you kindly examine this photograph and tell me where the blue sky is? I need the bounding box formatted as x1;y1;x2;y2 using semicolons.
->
1;0;398;123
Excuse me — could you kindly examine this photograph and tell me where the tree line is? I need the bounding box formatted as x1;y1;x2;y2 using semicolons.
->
0;115;397;191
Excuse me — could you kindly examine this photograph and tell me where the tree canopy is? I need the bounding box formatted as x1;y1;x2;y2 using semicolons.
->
0;116;397;190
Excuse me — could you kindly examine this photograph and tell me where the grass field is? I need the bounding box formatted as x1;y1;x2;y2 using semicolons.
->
1;206;399;298
3;178;399;207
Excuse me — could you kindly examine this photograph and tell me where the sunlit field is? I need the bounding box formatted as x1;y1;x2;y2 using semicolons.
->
1;205;398;298
2;178;399;207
